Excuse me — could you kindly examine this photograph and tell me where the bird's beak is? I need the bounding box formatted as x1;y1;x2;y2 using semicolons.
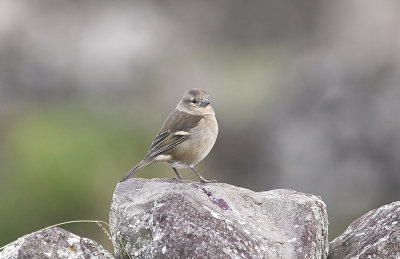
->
200;97;210;107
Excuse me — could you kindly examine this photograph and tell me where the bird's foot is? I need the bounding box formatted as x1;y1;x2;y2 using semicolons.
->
171;177;182;181
200;178;217;184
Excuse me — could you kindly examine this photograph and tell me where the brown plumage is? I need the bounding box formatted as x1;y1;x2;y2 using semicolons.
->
120;89;218;183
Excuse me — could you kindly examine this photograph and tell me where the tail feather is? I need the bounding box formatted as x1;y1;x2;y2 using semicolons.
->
120;158;153;182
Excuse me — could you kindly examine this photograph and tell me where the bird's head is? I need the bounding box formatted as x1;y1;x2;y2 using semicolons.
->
177;89;215;115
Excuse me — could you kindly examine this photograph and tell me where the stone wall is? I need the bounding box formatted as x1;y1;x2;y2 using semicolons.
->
1;178;399;258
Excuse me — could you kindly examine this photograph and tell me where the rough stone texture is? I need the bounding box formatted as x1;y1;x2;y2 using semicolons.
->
329;201;400;259
0;226;114;259
110;178;328;258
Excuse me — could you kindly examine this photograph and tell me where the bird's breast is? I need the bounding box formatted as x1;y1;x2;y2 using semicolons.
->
169;114;218;167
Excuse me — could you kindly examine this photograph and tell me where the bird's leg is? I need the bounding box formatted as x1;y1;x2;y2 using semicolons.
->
172;167;183;181
190;166;216;183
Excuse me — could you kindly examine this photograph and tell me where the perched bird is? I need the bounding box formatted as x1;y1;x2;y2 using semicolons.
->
120;89;218;183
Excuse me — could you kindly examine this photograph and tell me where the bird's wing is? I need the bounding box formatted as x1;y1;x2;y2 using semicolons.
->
146;110;203;159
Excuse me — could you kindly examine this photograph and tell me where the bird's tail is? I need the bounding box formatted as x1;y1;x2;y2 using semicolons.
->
120;158;153;182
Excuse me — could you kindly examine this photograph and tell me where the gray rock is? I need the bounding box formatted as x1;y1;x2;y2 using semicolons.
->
109;178;328;258
329;201;400;259
0;226;114;259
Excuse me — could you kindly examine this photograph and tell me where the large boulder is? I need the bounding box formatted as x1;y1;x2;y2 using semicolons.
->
329;201;400;259
110;178;328;258
0;226;114;259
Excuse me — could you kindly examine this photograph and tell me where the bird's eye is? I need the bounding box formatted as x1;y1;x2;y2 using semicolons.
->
191;99;197;104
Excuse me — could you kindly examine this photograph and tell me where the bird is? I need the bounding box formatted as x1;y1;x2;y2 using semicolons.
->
120;89;218;183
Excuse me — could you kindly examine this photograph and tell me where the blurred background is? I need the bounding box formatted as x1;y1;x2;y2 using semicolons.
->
1;0;400;252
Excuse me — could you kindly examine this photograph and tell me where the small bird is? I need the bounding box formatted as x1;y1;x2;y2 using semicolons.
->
120;89;218;183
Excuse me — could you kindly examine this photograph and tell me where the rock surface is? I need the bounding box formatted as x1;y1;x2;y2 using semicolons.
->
110;178;329;258
329;201;400;259
0;226;114;259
